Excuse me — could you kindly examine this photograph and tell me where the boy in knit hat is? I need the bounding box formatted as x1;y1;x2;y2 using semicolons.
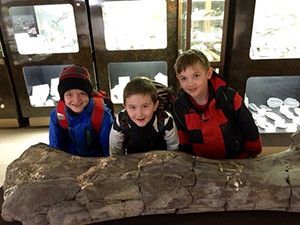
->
49;64;114;157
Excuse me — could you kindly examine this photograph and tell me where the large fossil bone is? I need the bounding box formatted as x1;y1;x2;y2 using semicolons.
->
1;131;300;225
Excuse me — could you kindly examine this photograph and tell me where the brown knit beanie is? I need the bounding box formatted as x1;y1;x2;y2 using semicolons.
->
58;64;93;100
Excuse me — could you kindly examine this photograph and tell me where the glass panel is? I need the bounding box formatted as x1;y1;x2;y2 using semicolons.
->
23;65;70;107
10;4;79;55
0;43;3;64
245;76;300;133
108;61;168;103
102;0;167;50
178;0;187;51
250;0;300;59
191;0;225;62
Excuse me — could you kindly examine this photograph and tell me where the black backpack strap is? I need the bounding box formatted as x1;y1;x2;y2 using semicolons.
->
156;110;168;133
117;111;130;133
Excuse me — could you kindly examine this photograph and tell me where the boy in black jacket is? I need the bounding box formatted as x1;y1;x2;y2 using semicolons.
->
109;77;179;155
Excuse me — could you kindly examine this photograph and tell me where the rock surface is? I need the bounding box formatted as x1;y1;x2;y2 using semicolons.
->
1;131;300;225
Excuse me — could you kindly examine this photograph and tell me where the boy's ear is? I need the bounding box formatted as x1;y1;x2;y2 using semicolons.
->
207;67;213;79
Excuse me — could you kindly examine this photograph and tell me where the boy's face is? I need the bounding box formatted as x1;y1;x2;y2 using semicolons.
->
64;89;89;113
176;63;212;103
124;94;159;127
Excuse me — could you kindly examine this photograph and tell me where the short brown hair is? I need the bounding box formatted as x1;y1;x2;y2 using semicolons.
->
174;49;210;75
123;77;158;104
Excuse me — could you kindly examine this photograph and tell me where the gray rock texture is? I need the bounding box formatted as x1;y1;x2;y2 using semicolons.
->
1;131;300;225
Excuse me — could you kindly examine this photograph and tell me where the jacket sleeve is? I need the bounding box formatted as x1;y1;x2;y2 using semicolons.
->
99;106;114;157
172;100;193;154
163;112;179;150
233;93;262;158
109;113;125;156
49;108;65;151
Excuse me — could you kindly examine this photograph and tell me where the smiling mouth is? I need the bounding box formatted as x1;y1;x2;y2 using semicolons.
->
188;88;197;93
72;103;83;107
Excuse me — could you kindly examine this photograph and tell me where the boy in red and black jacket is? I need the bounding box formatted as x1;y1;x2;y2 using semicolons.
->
173;49;262;159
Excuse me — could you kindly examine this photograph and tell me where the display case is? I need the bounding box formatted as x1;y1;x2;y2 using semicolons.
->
89;0;178;100
108;61;168;104
0;41;19;127
0;0;94;126
245;76;300;134
178;0;227;71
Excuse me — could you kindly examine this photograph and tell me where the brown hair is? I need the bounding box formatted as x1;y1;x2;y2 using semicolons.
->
123;77;158;104
174;49;210;75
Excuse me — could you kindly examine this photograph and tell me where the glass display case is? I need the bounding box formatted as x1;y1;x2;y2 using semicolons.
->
178;0;226;65
108;61;168;104
245;76;300;134
0;43;3;64
9;4;79;55
250;0;300;60
23;65;69;107
1;0;94;125
102;0;167;51
0;42;19;126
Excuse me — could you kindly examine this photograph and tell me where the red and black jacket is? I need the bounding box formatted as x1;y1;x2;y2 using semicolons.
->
173;74;262;159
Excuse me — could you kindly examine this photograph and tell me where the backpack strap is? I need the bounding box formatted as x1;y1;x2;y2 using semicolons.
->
118;111;130;133
117;111;131;150
156;109;168;133
91;94;105;133
56;100;68;129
